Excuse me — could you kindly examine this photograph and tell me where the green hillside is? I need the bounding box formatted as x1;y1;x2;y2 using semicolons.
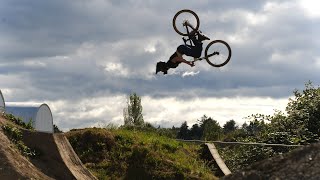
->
65;128;216;179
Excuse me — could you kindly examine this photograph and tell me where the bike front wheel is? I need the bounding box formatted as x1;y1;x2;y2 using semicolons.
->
205;40;232;67
172;9;200;36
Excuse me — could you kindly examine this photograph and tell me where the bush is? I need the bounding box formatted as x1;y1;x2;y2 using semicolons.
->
1;125;39;158
67;128;214;179
66;128;115;163
2;125;22;143
4;113;33;130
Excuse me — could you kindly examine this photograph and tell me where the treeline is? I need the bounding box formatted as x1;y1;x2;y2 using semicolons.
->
38;82;320;176
172;82;320;171
176;81;320;148
177;115;236;141
124;82;320;148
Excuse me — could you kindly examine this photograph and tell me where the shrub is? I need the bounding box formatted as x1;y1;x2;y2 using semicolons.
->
4;113;34;130
1;125;39;158
66;128;115;163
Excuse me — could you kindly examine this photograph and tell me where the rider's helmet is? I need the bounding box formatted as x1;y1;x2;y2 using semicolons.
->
156;61;168;74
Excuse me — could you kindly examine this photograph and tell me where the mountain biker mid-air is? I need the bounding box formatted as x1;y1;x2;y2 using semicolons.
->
156;21;210;75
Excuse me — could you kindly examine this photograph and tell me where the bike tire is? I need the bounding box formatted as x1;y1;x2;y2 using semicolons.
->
172;9;200;36
205;40;232;67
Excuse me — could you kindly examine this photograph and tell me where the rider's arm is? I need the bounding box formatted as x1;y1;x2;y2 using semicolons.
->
172;56;194;67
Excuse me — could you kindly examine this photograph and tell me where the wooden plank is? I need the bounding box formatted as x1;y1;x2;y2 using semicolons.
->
205;143;231;175
54;134;97;180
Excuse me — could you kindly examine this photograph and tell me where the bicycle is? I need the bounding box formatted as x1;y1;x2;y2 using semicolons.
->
173;9;232;67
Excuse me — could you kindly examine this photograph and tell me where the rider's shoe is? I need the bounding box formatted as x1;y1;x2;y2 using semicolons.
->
198;33;210;41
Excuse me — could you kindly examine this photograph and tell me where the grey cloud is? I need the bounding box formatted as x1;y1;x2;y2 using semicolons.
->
0;0;319;129
0;0;269;60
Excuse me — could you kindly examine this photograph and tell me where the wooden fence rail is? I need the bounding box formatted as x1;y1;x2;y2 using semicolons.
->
176;139;304;147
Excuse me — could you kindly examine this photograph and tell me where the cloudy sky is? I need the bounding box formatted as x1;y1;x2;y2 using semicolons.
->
0;0;319;131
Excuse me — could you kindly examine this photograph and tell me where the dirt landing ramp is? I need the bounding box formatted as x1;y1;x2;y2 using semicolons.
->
0;129;53;180
22;130;97;180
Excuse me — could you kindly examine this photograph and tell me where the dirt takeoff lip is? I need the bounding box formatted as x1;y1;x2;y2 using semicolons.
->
53;133;97;180
21;130;97;180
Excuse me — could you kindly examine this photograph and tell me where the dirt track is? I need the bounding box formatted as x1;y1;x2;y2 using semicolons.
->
0;116;96;180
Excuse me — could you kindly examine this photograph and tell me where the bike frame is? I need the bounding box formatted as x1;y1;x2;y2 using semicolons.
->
174;10;231;67
182;24;208;62
182;24;195;47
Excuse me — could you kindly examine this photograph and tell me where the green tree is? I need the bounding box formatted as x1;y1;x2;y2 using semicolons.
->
241;122;248;130
285;81;320;142
199;115;222;141
177;121;190;139
215;82;320;171
244;114;268;140
190;123;202;140
223;119;238;134
123;93;144;126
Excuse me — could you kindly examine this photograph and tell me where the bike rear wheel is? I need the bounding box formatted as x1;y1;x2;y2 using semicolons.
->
205;40;232;67
173;9;200;36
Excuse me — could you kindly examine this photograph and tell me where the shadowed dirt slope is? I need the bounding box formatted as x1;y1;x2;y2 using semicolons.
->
0;119;53;179
0;116;96;180
223;143;320;180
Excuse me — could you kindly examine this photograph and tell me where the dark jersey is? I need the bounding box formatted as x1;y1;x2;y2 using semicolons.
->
166;52;181;68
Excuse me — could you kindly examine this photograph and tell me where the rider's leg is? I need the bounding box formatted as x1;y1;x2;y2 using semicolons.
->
190;44;203;58
178;24;203;58
177;45;192;56
189;36;202;46
177;44;202;58
188;36;203;58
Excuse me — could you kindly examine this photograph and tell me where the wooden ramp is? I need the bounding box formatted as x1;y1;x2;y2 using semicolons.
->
54;133;97;180
205;143;231;176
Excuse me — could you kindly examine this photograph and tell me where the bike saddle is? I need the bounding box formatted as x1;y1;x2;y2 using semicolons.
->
198;33;210;41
